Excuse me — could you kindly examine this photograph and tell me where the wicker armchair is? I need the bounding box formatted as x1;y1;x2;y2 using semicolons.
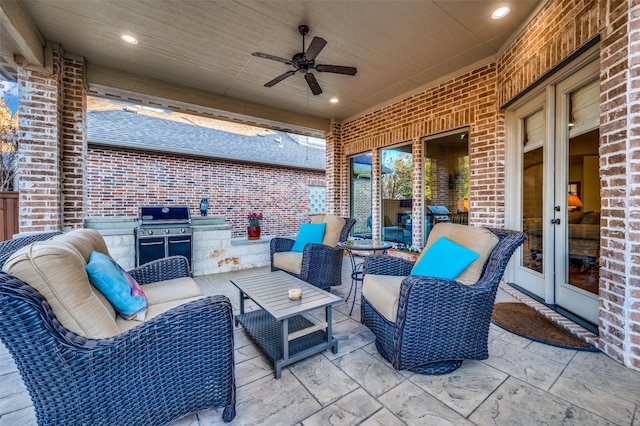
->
270;216;355;292
0;243;236;424
362;227;526;375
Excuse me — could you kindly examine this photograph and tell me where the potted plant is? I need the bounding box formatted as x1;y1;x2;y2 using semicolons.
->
247;211;263;240
387;243;422;262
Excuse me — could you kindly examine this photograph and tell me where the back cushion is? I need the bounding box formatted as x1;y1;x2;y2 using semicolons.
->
52;228;111;263
422;223;499;285
321;215;346;247
2;241;120;339
309;214;325;224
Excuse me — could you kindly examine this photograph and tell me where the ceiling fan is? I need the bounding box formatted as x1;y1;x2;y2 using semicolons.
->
252;25;357;95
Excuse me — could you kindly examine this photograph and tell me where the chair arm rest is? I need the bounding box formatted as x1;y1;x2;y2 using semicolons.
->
364;254;414;276
128;255;191;284
298;243;346;290
270;237;295;254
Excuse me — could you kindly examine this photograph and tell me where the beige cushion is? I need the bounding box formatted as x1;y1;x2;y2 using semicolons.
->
143;277;203;305
273;251;303;274
116;296;204;333
362;274;405;323
321;215;346;247
2;241;120;339
420;223;499;285
52;228;111;263
309;214;325;224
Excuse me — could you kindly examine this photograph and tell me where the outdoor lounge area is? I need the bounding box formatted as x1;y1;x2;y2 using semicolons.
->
2;258;639;425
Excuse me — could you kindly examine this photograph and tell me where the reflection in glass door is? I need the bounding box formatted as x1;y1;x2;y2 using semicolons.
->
350;153;373;239
380;144;413;245
554;70;600;325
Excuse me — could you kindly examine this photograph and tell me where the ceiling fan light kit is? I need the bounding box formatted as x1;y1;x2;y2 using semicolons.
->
252;25;357;95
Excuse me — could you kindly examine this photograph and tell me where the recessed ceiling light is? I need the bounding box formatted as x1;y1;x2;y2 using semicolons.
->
330;97;339;103
120;34;138;45
491;6;511;19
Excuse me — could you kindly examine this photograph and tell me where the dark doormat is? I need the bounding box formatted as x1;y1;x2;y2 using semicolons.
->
491;302;598;351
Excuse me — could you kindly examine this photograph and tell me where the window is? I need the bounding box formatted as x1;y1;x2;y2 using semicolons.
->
381;144;413;244
423;130;469;244
308;185;326;214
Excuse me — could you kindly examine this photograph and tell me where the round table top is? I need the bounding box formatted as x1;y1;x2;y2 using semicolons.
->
337;240;393;251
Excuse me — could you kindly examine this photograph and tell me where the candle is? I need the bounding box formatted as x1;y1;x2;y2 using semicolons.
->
288;287;302;300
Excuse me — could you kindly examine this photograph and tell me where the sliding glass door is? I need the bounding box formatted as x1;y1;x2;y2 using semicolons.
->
349;153;372;239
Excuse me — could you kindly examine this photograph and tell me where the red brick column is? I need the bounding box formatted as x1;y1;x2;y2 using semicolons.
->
17;47;63;232
61;56;87;229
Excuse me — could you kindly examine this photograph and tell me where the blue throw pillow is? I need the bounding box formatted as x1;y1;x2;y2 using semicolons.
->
411;236;480;280
291;223;327;252
86;251;147;320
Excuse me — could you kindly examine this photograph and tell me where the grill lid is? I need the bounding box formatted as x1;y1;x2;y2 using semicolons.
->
139;206;191;225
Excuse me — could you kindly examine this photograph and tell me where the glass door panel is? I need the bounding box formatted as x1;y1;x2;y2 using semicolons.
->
350;153;373;239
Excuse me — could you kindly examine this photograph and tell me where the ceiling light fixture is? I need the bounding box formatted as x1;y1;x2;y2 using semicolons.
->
120;34;138;45
491;6;511;19
330;97;339;103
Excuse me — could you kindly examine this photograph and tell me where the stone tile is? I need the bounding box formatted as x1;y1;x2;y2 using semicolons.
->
333;349;406;397
0;390;33;419
378;380;473;425
525;340;577;365
548;351;640;425
233;328;253;349
361;342;414;379
492;327;535;348
234;354;274;388
301;388;381;426
198;370;320;426
0;372;27;399
234;341;263;364
322;319;375;361
0;406;37;426
0;353;17;376
482;338;566;390
167;413;200;426
410;360;508;417
289;354;358;405
471;376;614;425
359;408;406;426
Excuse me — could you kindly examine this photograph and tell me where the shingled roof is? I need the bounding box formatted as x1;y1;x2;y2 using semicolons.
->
86;97;326;171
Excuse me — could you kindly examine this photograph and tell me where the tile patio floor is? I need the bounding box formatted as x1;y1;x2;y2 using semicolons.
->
1;259;640;425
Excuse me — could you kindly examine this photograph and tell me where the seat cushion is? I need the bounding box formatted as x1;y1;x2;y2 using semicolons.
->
273;251;303;274
2;241;120;339
362;274;405;323
116;296;204;333
321;215;346;247
422;223;499;285
142;277;204;305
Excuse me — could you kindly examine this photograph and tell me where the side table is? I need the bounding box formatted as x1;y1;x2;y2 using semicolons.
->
337;240;393;315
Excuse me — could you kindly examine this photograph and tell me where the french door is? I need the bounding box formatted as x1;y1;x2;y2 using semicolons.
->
507;59;600;325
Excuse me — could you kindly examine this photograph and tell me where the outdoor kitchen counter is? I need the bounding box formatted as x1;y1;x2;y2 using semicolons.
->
84;215;270;275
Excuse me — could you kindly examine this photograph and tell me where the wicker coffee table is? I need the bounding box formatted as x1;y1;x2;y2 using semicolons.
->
231;271;343;378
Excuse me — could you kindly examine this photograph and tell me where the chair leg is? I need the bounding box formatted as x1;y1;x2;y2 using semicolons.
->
222;404;236;422
411;360;463;375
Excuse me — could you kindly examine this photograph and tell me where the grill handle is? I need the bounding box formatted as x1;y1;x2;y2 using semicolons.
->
169;239;191;244
140;241;164;246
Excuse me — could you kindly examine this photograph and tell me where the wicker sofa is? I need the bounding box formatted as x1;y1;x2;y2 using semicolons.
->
0;229;236;424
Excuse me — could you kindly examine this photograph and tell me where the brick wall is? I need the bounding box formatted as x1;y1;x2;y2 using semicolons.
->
325;0;639;369
86;146;325;238
334;63;500;247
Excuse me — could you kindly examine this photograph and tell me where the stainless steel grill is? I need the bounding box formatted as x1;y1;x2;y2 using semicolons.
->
135;206;193;270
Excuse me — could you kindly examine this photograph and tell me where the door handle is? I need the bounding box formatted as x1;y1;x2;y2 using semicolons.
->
551;218;561;224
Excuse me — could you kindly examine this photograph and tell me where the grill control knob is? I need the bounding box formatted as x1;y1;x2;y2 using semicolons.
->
180;228;186;233
164;229;170;234
146;230;154;235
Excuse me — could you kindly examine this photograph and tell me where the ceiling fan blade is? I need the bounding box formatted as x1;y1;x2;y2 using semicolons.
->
305;73;322;95
315;64;358;75
304;37;327;60
252;52;293;65
264;70;296;87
